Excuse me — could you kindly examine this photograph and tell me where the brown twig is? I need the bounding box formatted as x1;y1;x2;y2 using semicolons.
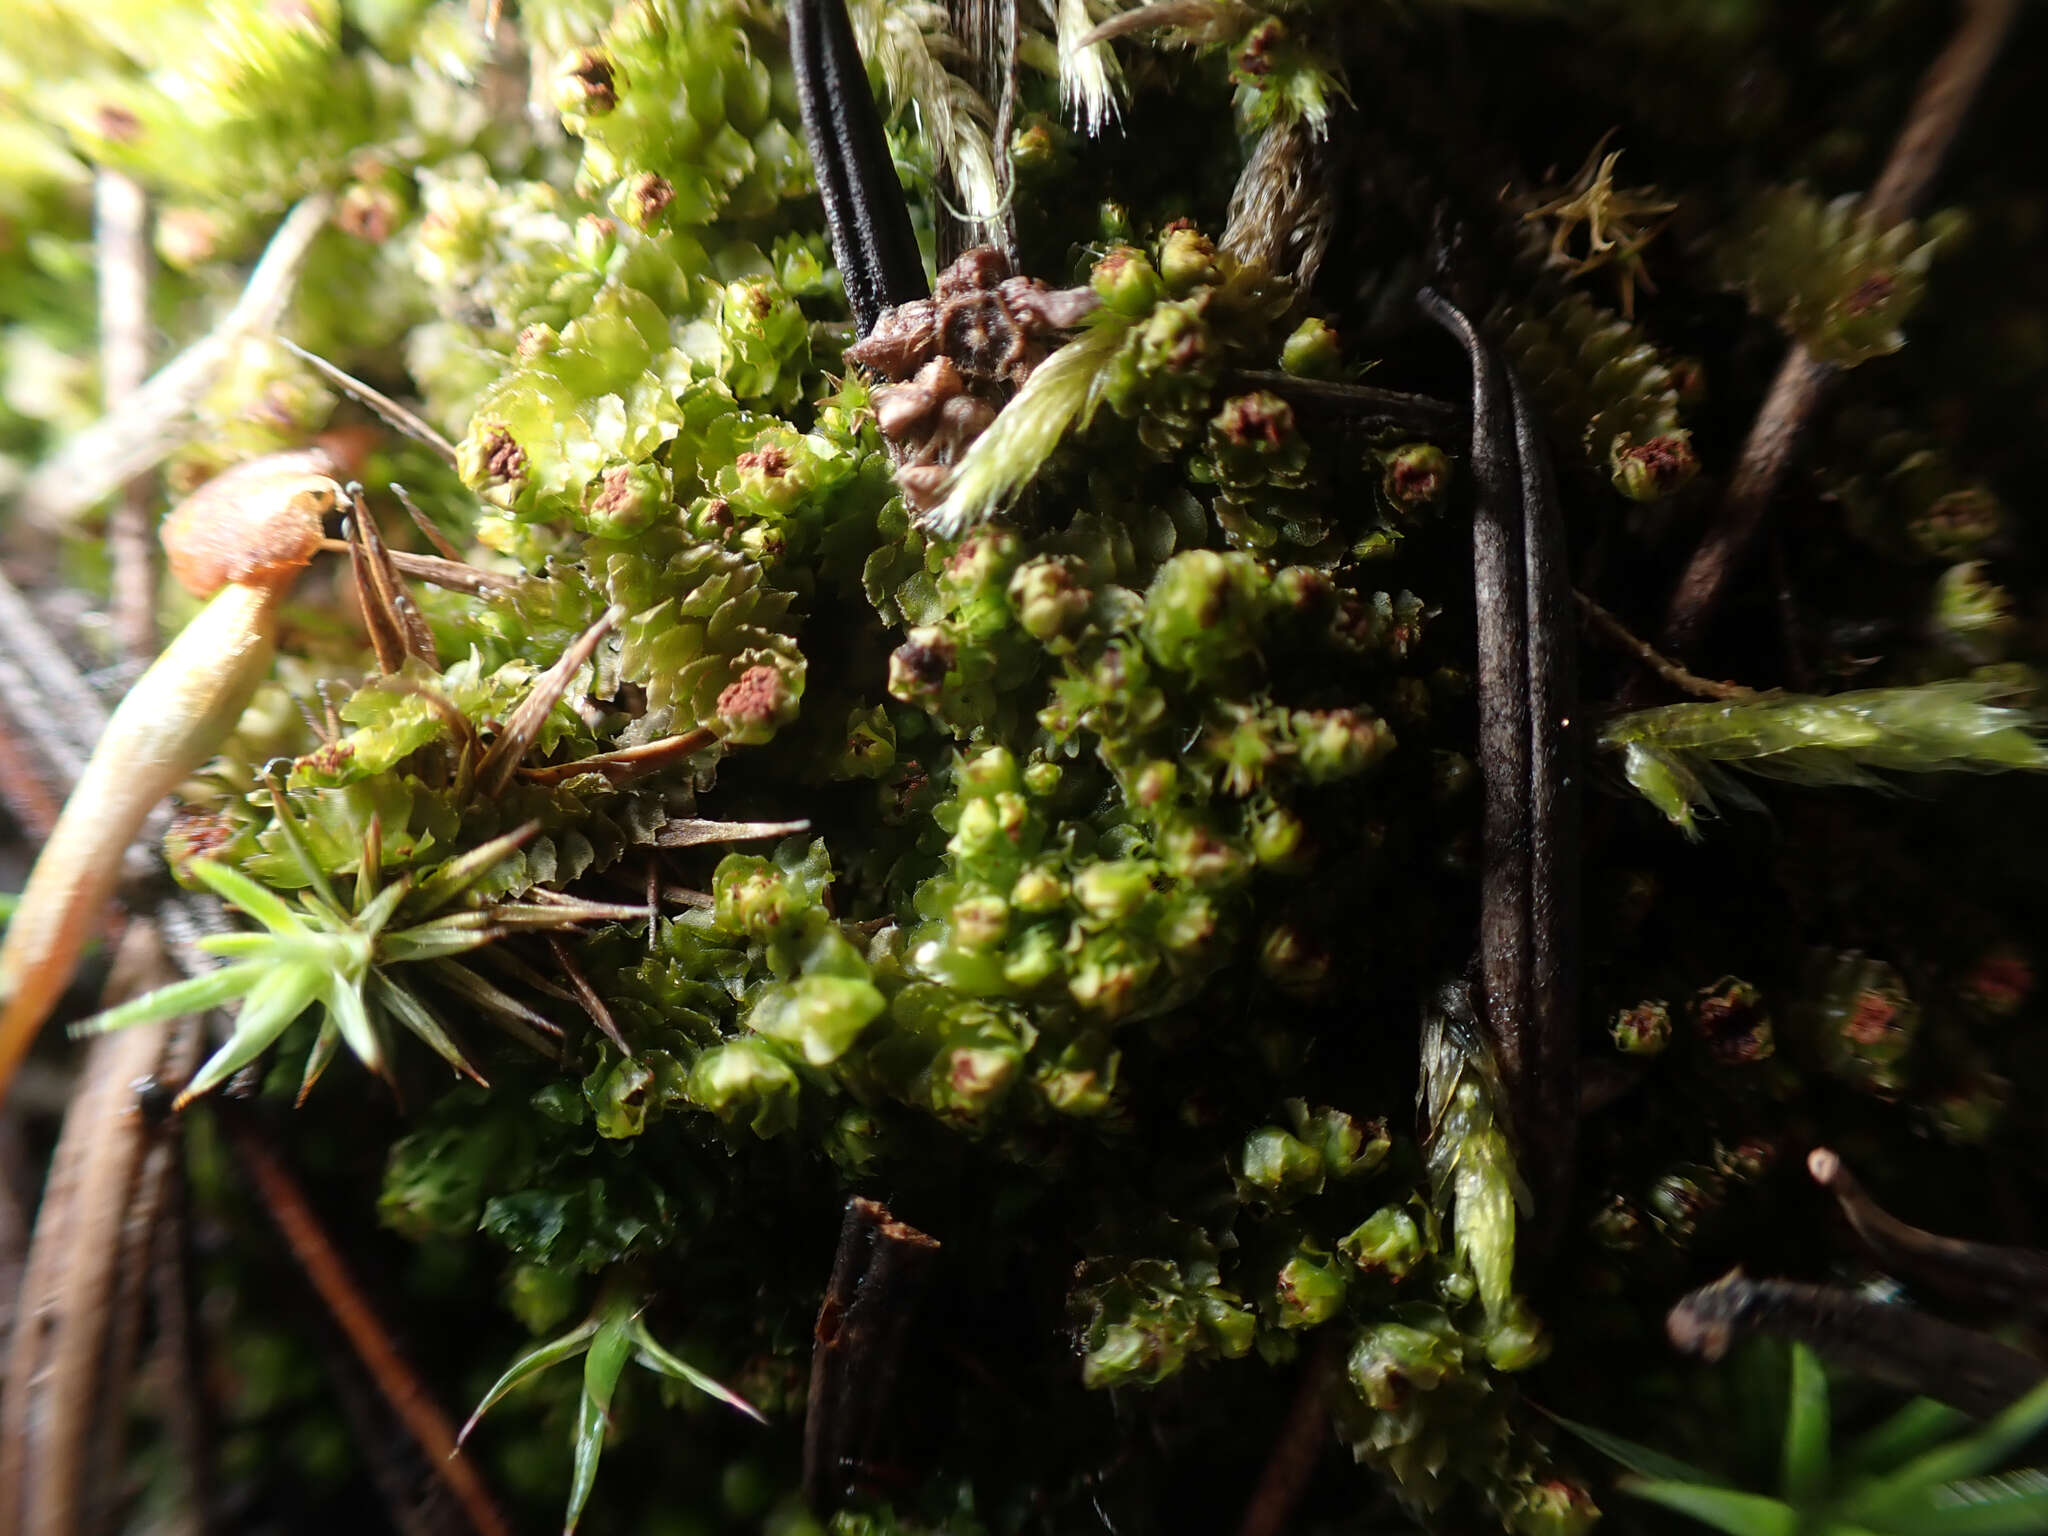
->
544;934;632;1057
216;1108;514;1536
803;1197;941;1511
1654;0;2019;666
20;195;334;531
0;923;195;1536
390;485;467;563
1235;1334;1339;1536
1574;589;1755;702
315;538;513;595
95;171;157;666
149;1146;215;1533
475;605;623;796
1668;1269;2044;1418
518;730;719;788
1809;1147;2048;1314
276;339;460;468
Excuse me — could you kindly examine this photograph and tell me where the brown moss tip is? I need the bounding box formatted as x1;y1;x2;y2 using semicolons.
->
161;448;341;598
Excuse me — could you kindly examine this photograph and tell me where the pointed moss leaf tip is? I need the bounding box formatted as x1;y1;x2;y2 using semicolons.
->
921;317;1131;538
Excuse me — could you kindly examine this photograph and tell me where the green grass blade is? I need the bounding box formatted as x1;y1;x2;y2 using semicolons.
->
456;1320;599;1445
371;975;486;1086
1847;1400;1974;1478
1851;1379;2048;1519
295;1019;340;1106
68;961;264;1037
264;782;341;912
627;1320;766;1423
1784;1343;1833;1503
565;1376;608;1535
1885;1468;2048;1536
1549;1412;1725;1486
1621;1479;1801;1536
323;974;382;1075
565;1316;634;1534
178;962;324;1102
188;858;307;937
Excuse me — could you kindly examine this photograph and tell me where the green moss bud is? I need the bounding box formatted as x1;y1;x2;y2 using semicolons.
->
888;628;958;705
1506;1481;1601;1536
1197;1292;1257;1358
1275;1244;1347;1329
1347;1320;1462;1410
1610;999;1672;1055
1239;1126;1324;1205
1611;431;1701;502
1155;892;1221;956
1072;859;1155;923
833;705;896;780
1648;1165;1727;1244
1339;1207;1425;1281
1291;708;1395;782
1482;1296;1551;1371
1010;114;1058;173
1157;224;1219;294
1258;922;1330;996
1380;442;1450;517
1002;924;1066;990
579;460;669;537
1292;1104;1389;1178
1008;556;1091;643
1910;487;2004;559
1159;818;1251;888
1036;1036;1119;1116
1022;760;1063;797
688;1039;800;1136
611;171;676;232
1933;560;2017;662
1131;760;1178;809
931;1017;1026;1123
749;975;886;1066
950;893;1010;951
1793;950;1920;1099
555;48;620;119
1961;944;2032;1018
1250;806;1307;869
713;856;811;940
458;422;530;509
1280;316;1341;379
1689;975;1773;1066
1140;550;1268;681
588;1055;658;1139
712;662;799;746
1067;932;1159;1019
1091;244;1165;318
1010;864;1068;913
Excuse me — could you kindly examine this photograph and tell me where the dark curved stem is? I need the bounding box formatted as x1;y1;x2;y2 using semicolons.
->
1417;289;1580;1258
1809;1148;2048;1314
790;0;931;337
1669;1271;2044;1419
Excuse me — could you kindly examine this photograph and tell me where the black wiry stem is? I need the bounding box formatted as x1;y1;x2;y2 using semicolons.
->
1418;290;1581;1256
789;0;930;337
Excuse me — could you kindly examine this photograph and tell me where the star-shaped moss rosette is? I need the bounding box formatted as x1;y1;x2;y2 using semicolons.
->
72;791;634;1106
456;1282;764;1535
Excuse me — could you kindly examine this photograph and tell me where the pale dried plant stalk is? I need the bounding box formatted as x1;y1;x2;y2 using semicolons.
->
1051;0;1123;134
850;0;1004;236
